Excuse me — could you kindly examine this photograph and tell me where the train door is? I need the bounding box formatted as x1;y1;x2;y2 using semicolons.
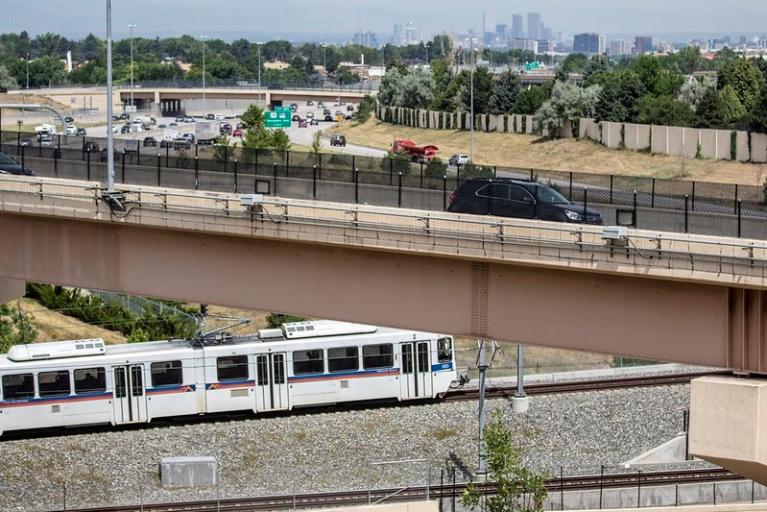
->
255;353;288;412
399;341;433;400
112;364;148;424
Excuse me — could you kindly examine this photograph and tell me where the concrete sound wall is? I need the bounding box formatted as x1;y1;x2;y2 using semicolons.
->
601;122;623;149
624;123;650;151
752;133;767;163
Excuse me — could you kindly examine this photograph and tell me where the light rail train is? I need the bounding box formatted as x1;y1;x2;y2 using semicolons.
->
0;321;458;434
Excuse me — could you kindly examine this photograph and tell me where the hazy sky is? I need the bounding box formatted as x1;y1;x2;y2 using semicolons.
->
2;0;766;40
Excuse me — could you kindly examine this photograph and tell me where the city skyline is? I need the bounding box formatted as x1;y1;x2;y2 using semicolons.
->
2;0;767;40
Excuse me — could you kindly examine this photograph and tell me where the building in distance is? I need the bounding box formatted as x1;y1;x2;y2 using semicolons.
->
573;33;606;56
608;40;631;57
634;36;654;54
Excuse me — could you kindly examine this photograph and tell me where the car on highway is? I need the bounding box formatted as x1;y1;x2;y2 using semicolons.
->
0;152;35;176
307;100;314;106
449;154;471;166
330;134;347;147
220;123;232;135
323;114;333;122
173;139;192;150
289;103;298;112
292;114;301;122
447;178;603;225
75;127;87;136
65;125;78;136
233;128;243;137
310;118;319;126
169;122;178;128
205;113;215;120
317;101;324;108
298;119;308;128
305;112;314;119
182;133;196;144
120;125;131;134
83;141;100;153
143;137;158;147
64;116;74;124
175;116;186;123
184;117;196;123
346;104;355;112
19;138;32;147
120;113;130;121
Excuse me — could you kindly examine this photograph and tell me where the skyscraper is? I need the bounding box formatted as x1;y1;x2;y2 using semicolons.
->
527;13;542;40
634;36;654;54
573;33;606;56
511;14;523;39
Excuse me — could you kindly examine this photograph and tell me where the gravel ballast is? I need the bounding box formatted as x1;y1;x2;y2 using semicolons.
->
0;384;692;511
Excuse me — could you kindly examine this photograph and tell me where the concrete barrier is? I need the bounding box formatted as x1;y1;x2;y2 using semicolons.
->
624;123;650;151
525;115;535;134
160;457;217;487
601;121;623;149
737;131;750;162
752;133;767;163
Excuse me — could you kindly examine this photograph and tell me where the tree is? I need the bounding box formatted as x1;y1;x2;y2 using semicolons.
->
378;67;405;106
488;70;520;114
583;54;611;81
0;65;18;89
559;53;588;75
461;410;548;512
695;86;745;128
400;68;434;109
460;66;493;114
675;46;703;75
535;81;602;138
311;130;322;153
271;129;291;151
677;76;715;112
718;59;765;113
636;95;695;127
356;95;375;123
240;104;266;130
514;86;549;115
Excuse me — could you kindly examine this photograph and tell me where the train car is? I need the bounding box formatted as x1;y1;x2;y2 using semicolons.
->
0;321;458;435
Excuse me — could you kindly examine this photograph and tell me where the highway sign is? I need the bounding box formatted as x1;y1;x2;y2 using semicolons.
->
265;108;292;129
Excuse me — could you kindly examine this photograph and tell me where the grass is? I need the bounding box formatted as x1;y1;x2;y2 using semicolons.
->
334;119;767;187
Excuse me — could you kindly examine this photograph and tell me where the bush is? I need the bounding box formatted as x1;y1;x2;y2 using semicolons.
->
461;163;493;179
266;313;306;328
424;157;448;179
357;95;375;124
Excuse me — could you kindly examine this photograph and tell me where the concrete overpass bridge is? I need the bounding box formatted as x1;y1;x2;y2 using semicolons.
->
0;175;766;482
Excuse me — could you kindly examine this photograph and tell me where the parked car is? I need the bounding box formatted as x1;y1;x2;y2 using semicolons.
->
330;134;347;147
317;101;324;108
221;123;232;134
448;154;471;166
345;115;352;120
169;122;178;128
143;137;158;147
447;178;603;225
0;151;35;175
158;124;167;129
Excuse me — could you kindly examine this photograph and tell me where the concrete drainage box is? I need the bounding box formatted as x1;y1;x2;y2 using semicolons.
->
160;456;217;487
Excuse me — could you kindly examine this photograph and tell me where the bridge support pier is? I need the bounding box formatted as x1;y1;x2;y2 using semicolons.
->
0;278;25;304
690;376;767;485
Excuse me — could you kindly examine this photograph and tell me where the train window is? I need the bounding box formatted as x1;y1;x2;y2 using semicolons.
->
401;344;413;374
438;337;453;363
363;344;394;369
151;361;183;387
217;355;248;382
273;354;286;384
417;343;430;372
38;370;71;397
74;368;106;394
328;347;359;373
293;350;324;375
2;373;34;400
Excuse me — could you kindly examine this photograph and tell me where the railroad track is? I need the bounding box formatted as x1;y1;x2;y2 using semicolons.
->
445;370;731;401
60;468;740;512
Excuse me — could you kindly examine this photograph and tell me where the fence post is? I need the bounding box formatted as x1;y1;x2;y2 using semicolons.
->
609;175;614;204
456;164;461;184
599;465;604;509
583;188;588;219
651;178;656;208
286;150;290;177
194;143;198;158
354;168;359;204
194;156;199;190
318;152;322;180
684;195;689;233
633;190;638;227
16;130;20;155
157;153;161;186
121;149;126;183
54;135;60;177
738;199;742;238
313;165;317;199
352;154;356;177
420;161;424;188
568;172;573;200
254;147;259;175
691;182;696;212
529;168;534;181
443;175;448;211
273;162;278;195
389;157;393;185
137;141;141;166
734;184;739;215
637;470;641;508
398;172;403;207
560;466;564;511
233;159;239;193
38;135;42;157
165;143;170;168
85;148;90;181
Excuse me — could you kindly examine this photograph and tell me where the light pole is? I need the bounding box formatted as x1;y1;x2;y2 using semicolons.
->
321;43;327;87
128;24;136;109
25;53;29;89
470;49;476;163
201;36;208;111
256;42;262;87
106;0;114;192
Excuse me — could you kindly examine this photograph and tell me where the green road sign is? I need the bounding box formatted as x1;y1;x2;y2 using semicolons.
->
265;108;292;129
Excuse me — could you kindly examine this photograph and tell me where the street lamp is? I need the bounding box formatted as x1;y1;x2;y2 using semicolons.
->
128;24;136;109
200;36;208;111
321;43;327;87
470;48;477;163
25;53;29;89
256;41;262;87
106;0;115;192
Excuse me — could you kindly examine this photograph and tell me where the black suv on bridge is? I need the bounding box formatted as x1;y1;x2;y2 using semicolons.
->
448;178;603;225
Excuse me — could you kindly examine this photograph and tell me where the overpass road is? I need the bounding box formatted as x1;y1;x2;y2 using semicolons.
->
2;174;767;484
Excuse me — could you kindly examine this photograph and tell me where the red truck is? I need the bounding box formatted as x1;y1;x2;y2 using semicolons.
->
392;139;439;162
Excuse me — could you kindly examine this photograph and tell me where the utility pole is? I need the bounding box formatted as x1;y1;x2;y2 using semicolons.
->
25;53;30;89
105;0;114;192
477;339;488;474
322;43;327;87
128;24;136;109
257;43;262;87
201;36;208;111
